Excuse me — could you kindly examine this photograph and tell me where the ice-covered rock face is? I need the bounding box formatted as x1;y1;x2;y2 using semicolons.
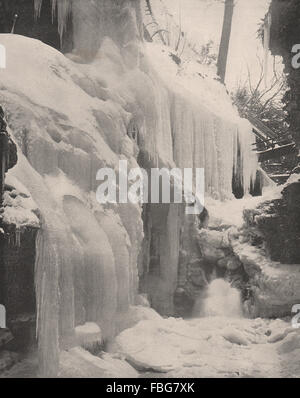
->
1;33;144;377
71;0;143;62
34;0;143;61
0;0;258;377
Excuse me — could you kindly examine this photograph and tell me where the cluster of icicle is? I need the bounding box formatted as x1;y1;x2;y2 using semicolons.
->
171;97;257;200
34;0;72;41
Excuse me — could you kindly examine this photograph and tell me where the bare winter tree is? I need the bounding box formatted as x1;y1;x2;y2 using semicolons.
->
217;0;234;83
145;0;167;45
143;0;217;66
232;55;288;137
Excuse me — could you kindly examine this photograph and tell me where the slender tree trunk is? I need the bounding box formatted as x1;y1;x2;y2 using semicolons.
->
217;0;234;84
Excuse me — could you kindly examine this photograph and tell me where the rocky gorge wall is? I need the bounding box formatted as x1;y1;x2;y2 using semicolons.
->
269;0;300;149
178;175;300;321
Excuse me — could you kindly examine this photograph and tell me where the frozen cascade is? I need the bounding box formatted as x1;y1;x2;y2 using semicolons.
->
34;0;258;197
263;12;272;88
1;0;259;376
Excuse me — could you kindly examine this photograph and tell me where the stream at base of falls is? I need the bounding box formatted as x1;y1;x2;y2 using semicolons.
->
138;315;298;378
119;280;300;379
2;280;300;378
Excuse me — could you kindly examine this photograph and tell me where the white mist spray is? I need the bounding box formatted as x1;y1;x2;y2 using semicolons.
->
199;279;243;318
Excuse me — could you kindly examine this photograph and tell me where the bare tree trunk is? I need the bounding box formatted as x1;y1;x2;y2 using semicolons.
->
217;0;234;84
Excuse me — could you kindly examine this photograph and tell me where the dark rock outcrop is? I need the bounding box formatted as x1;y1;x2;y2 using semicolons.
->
244;177;300;264
0;108;38;373
230;177;300;318
0;108;17;204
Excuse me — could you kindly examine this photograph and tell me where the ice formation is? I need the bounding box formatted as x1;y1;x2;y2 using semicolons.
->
34;0;72;41
0;0;258;376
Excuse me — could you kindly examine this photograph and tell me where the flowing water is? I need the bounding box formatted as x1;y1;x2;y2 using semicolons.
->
131;279;298;378
202;279;243;318
193;278;243;318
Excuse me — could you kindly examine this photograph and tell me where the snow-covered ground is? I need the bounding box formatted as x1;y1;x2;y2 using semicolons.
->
114;301;300;378
2;310;300;378
205;188;280;228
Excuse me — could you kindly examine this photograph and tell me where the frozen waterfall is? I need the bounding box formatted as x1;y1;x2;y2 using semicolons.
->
1;0;260;377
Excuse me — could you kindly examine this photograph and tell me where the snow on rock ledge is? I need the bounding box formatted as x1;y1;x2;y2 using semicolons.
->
231;232;300;318
75;323;102;353
2;175;40;229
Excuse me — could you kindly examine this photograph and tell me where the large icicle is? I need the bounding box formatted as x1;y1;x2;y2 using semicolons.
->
34;0;43;19
56;0;72;42
34;0;72;42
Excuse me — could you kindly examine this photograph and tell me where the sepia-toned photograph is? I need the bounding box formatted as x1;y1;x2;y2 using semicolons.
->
0;0;299;384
